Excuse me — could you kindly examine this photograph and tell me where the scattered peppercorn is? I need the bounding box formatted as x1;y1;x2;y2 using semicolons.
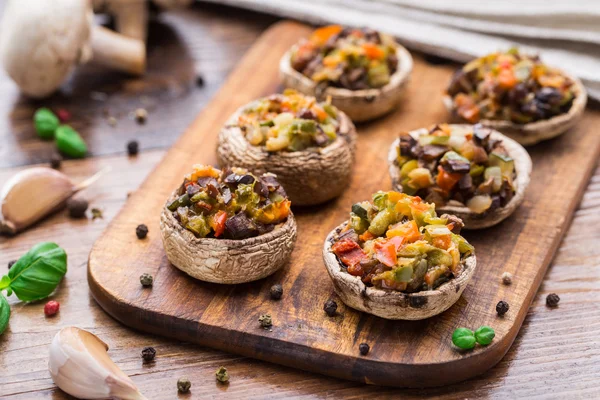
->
177;377;191;393
7;260;16;269
546;293;560;307
135;108;147;124
67;197;89;219
359;343;370;356
140;273;153;287
141;346;156;362
215;366;229;383
258;314;272;329
91;208;103;220
270;284;283;300
474;326;495;346
127;140;139;156
136;224;149;239
50;153;62;169
496;300;509;316
57;109;71;123
501;272;513;285
452;327;476;350
323;299;337;317
196;74;205;87
108;116;117;127
44;300;60;316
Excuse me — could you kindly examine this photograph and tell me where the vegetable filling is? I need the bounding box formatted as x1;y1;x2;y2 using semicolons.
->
168;165;291;239
331;191;474;292
291;25;399;90
395;124;516;214
446;48;576;124
236;89;342;152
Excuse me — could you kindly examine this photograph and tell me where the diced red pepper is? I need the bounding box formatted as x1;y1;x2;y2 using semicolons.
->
374;240;397;267
362;43;385;60
211;210;227;237
436;166;462;192
332;238;367;269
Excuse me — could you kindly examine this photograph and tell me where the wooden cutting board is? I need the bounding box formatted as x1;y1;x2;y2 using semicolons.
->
88;21;600;387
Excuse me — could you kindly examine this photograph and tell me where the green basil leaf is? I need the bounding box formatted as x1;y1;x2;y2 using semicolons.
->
0;293;10;335
7;242;67;302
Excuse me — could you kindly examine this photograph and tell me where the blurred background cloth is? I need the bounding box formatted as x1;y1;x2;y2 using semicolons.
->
200;0;600;100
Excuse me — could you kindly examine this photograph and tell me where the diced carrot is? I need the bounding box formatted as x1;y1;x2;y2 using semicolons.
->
359;230;376;242
386;220;421;243
454;93;480;123
190;165;220;180
310;25;343;45
362;43;385;60
210;211;227;237
497;69;517;89
432;234;452;250
375;241;397;267
311;105;329;122
436;166;461;192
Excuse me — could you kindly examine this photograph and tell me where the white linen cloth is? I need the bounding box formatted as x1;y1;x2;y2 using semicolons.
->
201;0;600;100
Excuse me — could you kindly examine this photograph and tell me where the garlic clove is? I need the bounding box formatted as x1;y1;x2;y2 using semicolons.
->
49;327;147;400
0;167;104;234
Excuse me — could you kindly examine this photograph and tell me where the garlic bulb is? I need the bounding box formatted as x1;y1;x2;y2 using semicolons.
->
49;327;147;400
0;167;104;234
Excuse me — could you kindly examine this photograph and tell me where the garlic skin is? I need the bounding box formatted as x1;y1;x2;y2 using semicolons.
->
49;327;147;400
0;167;103;234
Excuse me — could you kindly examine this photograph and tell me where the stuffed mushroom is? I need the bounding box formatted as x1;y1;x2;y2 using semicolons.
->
388;124;532;229
444;48;587;145
280;25;413;122
160;165;297;284
217;89;357;206
323;191;476;320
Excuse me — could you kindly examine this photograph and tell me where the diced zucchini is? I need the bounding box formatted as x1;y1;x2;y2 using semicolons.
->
394;266;414;282
351;203;369;220
407;167;433;189
418;135;450;146
400;159;419;178
423;224;452;237
489;152;515;178
469;164;485;177
484;166;503;192
167;193;190;211
368;209;396;236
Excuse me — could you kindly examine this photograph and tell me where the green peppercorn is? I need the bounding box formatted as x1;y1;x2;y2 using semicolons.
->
140;273;153;287
55;125;87;158
259;314;272;329
34;108;60;140
177;377;191;393
474;326;495;346
452;327;476;350
215;366;229;383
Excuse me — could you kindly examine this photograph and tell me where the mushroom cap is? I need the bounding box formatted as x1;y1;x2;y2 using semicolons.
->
153;0;194;8
443;73;587;146
322;222;477;320
388;124;532;230
0;0;92;98
216;101;357;206
279;42;413;122
160;191;297;284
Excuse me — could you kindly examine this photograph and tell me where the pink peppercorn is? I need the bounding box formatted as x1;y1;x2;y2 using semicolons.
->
56;109;71;123
44;300;60;316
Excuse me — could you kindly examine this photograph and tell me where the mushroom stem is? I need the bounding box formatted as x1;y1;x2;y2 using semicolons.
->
90;26;146;75
110;1;149;41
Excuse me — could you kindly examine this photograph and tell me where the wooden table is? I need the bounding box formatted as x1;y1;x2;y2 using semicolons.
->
1;4;599;399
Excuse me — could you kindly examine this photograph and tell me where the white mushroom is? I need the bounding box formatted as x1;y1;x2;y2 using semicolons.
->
92;0;194;41
0;0;146;98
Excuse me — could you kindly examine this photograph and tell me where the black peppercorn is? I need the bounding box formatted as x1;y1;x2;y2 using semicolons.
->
67;197;88;219
136;224;148;239
496;300;509;316
141;346;156;362
50;153;62;169
195;74;205;87
546;293;560;307
177;377;191;393
270;284;283;300
359;343;370;356
324;299;338;317
127;140;139;156
140;273;153;287
7;260;16;269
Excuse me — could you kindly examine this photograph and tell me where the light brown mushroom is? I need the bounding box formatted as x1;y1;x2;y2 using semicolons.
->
443;72;587;146
160;191;297;284
279;41;413;122
0;0;145;98
388;124;532;229
216;99;357;206
322;222;477;320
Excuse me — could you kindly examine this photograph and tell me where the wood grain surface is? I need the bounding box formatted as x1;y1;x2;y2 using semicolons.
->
87;21;600;388
1;3;600;399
